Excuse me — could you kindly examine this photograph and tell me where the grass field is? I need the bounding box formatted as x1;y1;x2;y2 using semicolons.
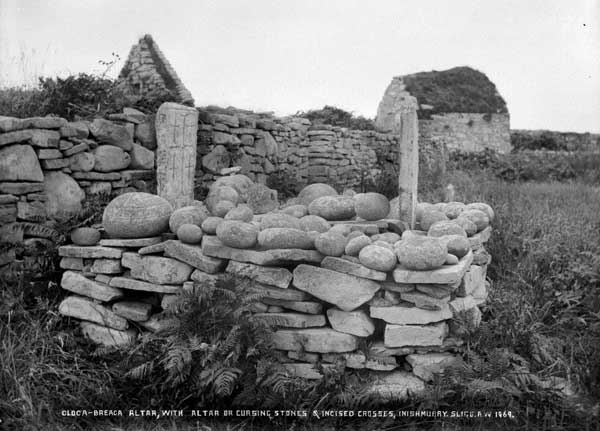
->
1;174;599;431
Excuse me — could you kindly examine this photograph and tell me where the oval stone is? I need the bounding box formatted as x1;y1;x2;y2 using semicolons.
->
102;192;172;239
401;230;427;240
177;224;204;244
453;217;478;236
415;202;436;221
466;202;495;222
260;213;302;230
257;228;313;250
44;171;85;221
359;245;397;272
211;174;254;202
201;216;224;235
419;210;449;231
280;204;308;218
371;240;394;250
395;237;447;270
297;183;338;206
458;209;489;231
206;185;239;215
445;254;459;265
216;220;259;249
70;227;100;246
428;220;467;238
212;200;236;218
371;232;401;244
439;234;470;258
169;205;209;233
93;145;131;172
298;215;330;233
345;234;371;256
354;193;390;221
224;204;254;222
314;232;347;256
308;196;356;221
443;202;466;219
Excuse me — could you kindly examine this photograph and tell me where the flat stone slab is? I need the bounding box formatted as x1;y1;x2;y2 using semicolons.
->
248;283;310;301
380;280;416;293
80;321;136;347
58;245;123;259
226;260;292;289
61;270;123;302
99;237;162;248
392;251;473;285
253;312;326;328
202;235;324;266
272;328;358;353
112;301;152;322
126;254;194;284
163;240;226;274
326;308;375;337
262;298;322;314
138;242;167;255
322;352;397;371
399;291;451;310
370;305;453;325
282;363;336;380
320;256;387;281
109;276;182;294
59;295;128;330
369;341;414;357
90;258;123;274
0;182;44;195
406;352;461;382
384;322;448;348
416;283;457;299
59;257;84;271
292;264;380;311
365;371;426;400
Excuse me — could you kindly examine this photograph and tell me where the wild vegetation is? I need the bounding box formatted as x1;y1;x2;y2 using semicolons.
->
297;105;375;130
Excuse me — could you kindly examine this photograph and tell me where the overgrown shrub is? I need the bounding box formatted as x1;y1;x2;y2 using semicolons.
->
298;105;375;130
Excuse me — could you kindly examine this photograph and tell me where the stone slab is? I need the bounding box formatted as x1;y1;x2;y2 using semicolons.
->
225;260;292;289
457;265;486;297
406;352;461;382
369;341;414;357
272;328;358;353
0;182;44;195
202;235;324;265
384;322;448;348
287;350;319;363
248;283;310;301
109;276;182;294
365;371;426;400
320;256;387;281
370;305;453;325
392;250;473;285
399;291;451;310
138;242;167;255
59;295;128;330
326;308;375;337
252;312;326;328
112;301;152;322
59;257;84;271
99;237;162;248
262;298;322;314
90;258;123;274
292;264;380;311
163;240;226;274
80;321;136;347
58;245;123;259
128;254;194;284
61;270;124;302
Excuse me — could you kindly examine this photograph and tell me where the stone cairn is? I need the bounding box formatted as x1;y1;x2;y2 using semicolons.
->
56;178;493;399
0;110;155;273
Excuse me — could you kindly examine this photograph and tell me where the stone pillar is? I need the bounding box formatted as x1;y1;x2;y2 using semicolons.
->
397;96;419;229
155;102;198;209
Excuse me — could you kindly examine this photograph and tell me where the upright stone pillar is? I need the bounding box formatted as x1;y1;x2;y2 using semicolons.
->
155;102;198;209
397;96;419;229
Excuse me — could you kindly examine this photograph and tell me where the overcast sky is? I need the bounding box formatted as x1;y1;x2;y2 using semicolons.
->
1;0;598;132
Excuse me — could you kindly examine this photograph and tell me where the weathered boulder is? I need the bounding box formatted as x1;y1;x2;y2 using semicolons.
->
314;231;347;256
258;228;313;250
70;227;100;246
298;215;330;233
0;144;44;181
89;118;133;151
135;119;156;149
354;193;390;221
293;264;380;311
224;204;254;222
129;143;155;169
169;205;209;233
177;224;203;244
395;237;447;270
216;220;259;249
308;196;355;221
371;232;401;244
358;245;397;272
297;183;337;206
102;192;173;238
327;308;375;337
44;171;85;221
259;213;301;230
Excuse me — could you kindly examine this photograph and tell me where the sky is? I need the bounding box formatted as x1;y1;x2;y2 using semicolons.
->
0;0;598;133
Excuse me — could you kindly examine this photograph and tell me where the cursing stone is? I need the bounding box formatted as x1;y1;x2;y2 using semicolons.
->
395;237;447;270
257;228;313;250
443;202;466;219
440;235;470;258
321;256;386;281
61;270;123;302
90;258;123;274
358;245;397;272
202;235;323;266
384;322;448;347
59;295;128;330
112;301;152;322
354;193;390;221
297;183;338;206
245;183;278;214
176;224;203;244
259;213;302;230
272;328;358;353
345;234;371;256
298;215;330;233
58;245;122;259
292;264;380;311
253;312;326;328
370;305;453;325
80;322;136;347
169;205;209;233
216;220;259;249
393;250;473;284
326;308;375;337
109;276;182;294
314;231;347;256
406;353;461;382
99;237;162;248
365;371;426;400
128;255;193;284
454;217;478;236
263;298;322;314
308;195;356;221
225;260;292;289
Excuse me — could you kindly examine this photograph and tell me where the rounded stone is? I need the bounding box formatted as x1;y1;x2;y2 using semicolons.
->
216;220;259;249
433;202;448;213
280;204;308;218
371;240;394;251
102;192;173;239
257;228;313;250
415;202;436;221
169;205;209;233
69;152;95;172
297;183;338;206
458;209;489;231
419;210;449;231
93;145;131;172
347;230;364;241
354;192;390;221
212;200;237;218
298;215;330;233
345;234;372;256
70;227;100;246
443;202;466;219
260;213;302;230
308;196;356;221
359;245;397;272
44;171;85;221
466;202;495;222
177;224;204;244
401;230;427;240
329;224;352;237
314;232;347;257
428;220;467;238
201;216;224;235
445;254;459;265
371;232;401;244
206;186;239;215
211;174;254;202
394;237;447;270
224;204;254;222
440;234;470;258
453;217;478;236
